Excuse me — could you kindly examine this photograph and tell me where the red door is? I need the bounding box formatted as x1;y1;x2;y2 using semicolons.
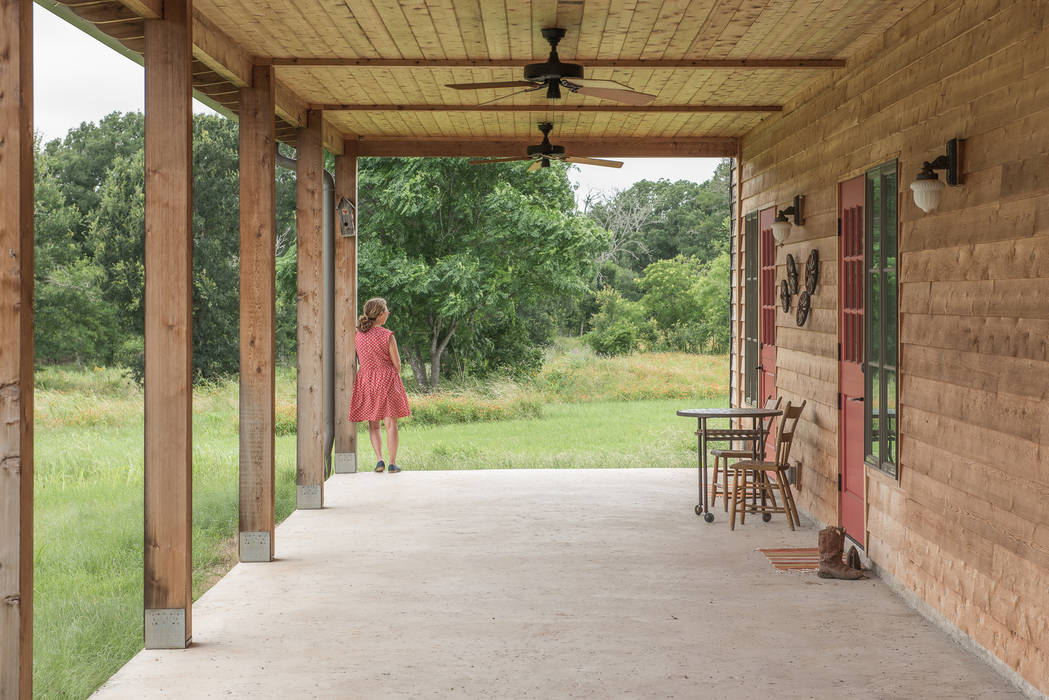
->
759;207;777;458
839;176;865;546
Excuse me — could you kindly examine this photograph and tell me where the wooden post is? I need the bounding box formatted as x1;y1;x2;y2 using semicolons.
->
238;65;276;561
0;0;34;694
333;143;358;473
296;110;325;508
143;0;194;649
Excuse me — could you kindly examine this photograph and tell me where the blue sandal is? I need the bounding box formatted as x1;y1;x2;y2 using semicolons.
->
388;464;401;473
374;460;385;473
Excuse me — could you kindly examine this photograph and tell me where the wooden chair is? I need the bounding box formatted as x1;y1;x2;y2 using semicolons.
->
729;400;806;531
710;396;782;512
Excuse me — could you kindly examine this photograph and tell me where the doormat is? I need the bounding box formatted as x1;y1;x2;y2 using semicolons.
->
759;547;819;571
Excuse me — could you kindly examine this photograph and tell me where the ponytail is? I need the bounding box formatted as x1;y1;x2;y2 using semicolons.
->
357;297;389;332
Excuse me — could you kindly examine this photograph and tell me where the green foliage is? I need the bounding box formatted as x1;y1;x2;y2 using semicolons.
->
584;288;644;356
637;254;704;329
358;157;607;390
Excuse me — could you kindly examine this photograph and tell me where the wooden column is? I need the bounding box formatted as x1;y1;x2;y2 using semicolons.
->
332;143;358;473
238;65;276;561
143;0;194;649
296;110;325;508
0;0;34;694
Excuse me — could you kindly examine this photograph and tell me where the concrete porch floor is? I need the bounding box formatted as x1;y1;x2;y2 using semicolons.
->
93;469;1022;699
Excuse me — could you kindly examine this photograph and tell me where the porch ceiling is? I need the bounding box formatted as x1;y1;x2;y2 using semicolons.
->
48;0;925;154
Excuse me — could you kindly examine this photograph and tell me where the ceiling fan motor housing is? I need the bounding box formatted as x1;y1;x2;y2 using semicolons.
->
524;28;584;82
527;143;565;156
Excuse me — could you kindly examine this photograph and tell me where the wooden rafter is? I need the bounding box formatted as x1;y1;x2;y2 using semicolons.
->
265;57;847;69
315;103;781;113
351;137;738;158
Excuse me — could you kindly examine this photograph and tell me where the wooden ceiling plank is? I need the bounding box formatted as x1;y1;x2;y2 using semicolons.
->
640;0;689;60
426;0;469;59
575;0;612;59
596;0;634;60
529;0;559;56
310;103;781;113
661;0;719;58
343;1;405;59
685;0;740;57
479;1;510;59
619;0;667;59
554;0;585;58
505;0;532;59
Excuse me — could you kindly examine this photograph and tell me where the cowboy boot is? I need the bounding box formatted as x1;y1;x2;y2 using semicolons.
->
817;526;864;580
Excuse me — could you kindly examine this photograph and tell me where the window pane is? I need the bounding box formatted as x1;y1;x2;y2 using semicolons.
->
884;171;898;270
886;268;897;368
869;273;881;364
867;365;881;465
886;369;897;465
869;177;882;264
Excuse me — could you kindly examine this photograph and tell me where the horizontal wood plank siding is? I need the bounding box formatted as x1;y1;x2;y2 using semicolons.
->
735;0;1049;693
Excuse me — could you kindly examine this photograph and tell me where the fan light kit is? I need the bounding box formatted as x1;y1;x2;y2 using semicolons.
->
469;122;623;171
910;138;963;213
446;28;656;106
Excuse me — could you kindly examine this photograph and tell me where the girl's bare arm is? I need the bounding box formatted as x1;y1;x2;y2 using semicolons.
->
389;335;402;372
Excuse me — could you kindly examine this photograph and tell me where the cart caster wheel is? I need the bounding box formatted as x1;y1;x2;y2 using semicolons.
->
695;505;703;516
704;512;715;523
762;513;772;522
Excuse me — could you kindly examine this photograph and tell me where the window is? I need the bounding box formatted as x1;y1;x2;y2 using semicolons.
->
743;212;759;406
865;161;898;477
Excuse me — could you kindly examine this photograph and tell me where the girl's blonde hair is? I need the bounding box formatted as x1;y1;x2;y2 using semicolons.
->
357;297;388;332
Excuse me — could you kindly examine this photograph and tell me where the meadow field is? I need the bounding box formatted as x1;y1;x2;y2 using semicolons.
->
33;341;727;698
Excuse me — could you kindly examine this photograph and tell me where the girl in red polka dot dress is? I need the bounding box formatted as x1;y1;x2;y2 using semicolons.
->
348;297;411;473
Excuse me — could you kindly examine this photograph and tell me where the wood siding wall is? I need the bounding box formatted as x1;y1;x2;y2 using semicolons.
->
732;0;1049;693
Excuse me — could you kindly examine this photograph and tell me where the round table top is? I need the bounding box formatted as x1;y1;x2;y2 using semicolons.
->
676;407;783;418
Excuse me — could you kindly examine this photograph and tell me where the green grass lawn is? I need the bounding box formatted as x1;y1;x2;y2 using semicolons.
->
32;348;726;698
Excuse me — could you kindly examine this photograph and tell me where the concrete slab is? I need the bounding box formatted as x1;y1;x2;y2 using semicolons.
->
92;469;1023;699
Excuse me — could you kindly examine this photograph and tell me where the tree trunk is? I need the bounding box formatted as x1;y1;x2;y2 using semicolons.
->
428;318;458;392
406;346;429;392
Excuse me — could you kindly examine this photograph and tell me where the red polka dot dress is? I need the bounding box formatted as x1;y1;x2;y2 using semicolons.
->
348;326;411;421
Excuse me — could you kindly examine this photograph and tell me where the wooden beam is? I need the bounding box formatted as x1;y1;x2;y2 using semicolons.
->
353;137;738;158
266;57;847;69
143;0;193;650
295;110;325;509
313;103;781;113
115;0;162;19
274;78;306;129
238;64;276;562
0;1;34;695
323;117;345;156
332;144;358;474
190;9;250;87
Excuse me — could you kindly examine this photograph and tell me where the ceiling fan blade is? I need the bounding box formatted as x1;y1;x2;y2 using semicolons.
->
562;78;656;106
445;81;538;90
527;160;543;172
565;156;624;169
468;156;533;164
475;83;545;106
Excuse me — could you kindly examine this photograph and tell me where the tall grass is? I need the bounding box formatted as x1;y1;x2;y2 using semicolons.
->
32;347;726;697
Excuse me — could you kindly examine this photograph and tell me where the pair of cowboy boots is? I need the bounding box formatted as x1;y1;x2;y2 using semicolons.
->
817;526;865;580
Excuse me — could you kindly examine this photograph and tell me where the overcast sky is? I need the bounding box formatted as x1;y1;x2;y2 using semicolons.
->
33;4;721;202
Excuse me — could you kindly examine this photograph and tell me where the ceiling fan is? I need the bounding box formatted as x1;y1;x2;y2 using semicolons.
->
469;122;623;171
446;28;656;106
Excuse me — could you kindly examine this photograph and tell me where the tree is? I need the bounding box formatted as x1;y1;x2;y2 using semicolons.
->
358;157;605;391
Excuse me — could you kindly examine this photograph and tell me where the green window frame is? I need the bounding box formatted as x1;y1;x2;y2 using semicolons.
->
743;212;759;406
864;161;899;477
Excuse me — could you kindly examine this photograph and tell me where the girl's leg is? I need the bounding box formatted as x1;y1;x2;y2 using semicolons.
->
368;420;383;461
384;417;399;465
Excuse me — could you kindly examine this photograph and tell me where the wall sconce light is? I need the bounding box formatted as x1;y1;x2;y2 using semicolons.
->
910;138;963;213
771;194;804;244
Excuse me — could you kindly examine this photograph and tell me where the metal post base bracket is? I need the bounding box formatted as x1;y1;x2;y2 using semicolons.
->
239;531;272;562
145;608;189;649
334;452;357;474
297;484;323;509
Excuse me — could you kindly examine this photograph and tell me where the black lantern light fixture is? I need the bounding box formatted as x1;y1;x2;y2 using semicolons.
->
910;138;963;213
771;194;805;244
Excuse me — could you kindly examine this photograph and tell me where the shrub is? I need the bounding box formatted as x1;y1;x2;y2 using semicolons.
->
586;320;638;356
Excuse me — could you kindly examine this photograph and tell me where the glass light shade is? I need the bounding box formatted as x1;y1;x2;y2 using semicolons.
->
910;177;945;213
771;219;792;243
